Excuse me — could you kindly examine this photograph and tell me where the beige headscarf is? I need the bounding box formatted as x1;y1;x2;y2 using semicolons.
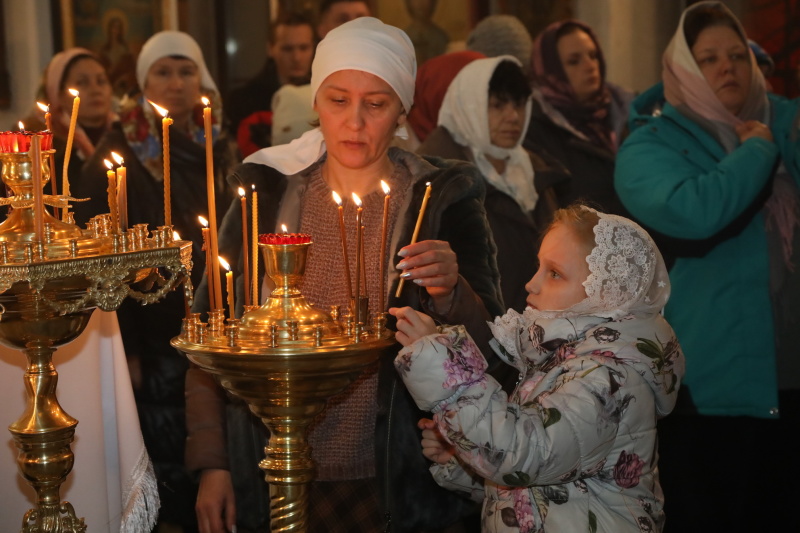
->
245;17;416;175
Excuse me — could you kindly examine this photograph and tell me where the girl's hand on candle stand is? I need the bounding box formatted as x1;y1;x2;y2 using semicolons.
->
395;240;459;313
388;306;437;346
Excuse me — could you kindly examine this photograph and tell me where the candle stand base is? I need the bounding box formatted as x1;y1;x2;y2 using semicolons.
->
173;241;394;532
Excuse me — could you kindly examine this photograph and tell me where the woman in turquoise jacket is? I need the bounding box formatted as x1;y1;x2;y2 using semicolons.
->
614;3;800;532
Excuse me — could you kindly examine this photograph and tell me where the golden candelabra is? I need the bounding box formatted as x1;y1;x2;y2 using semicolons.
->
172;239;394;532
0;144;192;532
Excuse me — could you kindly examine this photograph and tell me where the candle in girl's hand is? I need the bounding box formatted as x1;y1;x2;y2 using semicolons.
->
251;186;259;306
219;256;234;319
201;96;223;312
149;100;173;227
395;181;432;298
62;89;80;210
104;159;119;232
111;152;128;231
332;191;354;306
199;215;217;311
379;180;391;313
238;187;251;306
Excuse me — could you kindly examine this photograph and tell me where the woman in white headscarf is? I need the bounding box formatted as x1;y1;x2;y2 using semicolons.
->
417;56;567;313
614;2;800;531
70;30;237;533
186;17;504;533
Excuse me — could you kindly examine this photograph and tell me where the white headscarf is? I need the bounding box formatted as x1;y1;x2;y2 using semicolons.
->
437;56;537;212
136;31;217;94
245;17;416;175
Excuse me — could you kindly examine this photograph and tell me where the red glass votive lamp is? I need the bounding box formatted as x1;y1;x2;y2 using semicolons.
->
259;232;312;245
0;131;54;153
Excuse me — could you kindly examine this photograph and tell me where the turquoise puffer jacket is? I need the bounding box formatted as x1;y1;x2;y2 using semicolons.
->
614;83;800;418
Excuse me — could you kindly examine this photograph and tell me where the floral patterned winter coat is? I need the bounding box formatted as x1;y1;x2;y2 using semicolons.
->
396;309;684;533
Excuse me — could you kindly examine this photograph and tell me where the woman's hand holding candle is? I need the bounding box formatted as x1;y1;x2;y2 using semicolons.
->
395;240;459;314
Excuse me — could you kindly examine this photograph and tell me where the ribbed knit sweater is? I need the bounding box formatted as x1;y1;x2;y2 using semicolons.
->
301;164;412;480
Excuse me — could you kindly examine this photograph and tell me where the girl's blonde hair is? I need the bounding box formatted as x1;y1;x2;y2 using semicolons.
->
546;204;600;254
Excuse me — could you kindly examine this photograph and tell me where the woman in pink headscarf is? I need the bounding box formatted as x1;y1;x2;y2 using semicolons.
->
615;3;800;531
25;48;115;190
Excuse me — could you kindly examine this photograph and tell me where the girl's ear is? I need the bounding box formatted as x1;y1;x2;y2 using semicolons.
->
397;112;407;127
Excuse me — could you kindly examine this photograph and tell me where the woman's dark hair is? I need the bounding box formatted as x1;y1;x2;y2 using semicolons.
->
59;54;105;91
555;21;588;43
488;60;531;105
683;5;746;49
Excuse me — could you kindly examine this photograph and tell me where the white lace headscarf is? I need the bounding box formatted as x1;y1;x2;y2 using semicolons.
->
438;56;538;213
136;31;218;94
531;207;670;321
244;17;416;175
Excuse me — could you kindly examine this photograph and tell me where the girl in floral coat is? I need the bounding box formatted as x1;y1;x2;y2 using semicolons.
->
390;205;684;532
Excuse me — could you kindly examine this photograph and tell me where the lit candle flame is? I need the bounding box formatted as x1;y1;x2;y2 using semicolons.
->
111;151;124;166
173;231;181;241
18;121;24;131
381;180;390;195
198;215;209;227
218;256;231;271
426;181;431;187
104;159;114;170
281;224;288;233
148;100;169;117
352;193;362;207
36;102;49;113
332;191;342;206
238;187;246;197
68;88;79;97
201;96;210;107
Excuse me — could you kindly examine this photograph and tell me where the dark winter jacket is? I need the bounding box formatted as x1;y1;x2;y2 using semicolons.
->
185;147;505;531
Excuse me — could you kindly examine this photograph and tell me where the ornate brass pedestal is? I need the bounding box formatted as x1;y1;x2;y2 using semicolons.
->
0;147;193;532
173;241;394;532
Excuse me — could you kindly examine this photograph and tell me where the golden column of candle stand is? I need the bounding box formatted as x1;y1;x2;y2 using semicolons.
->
0;149;193;532
172;241;394;532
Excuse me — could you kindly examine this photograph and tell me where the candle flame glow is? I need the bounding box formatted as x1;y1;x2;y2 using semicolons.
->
148;100;169;117
201;96;210;107
281;224;288;233
173;231;181;241
111;151;124;166
352;193;362;207
218;256;231;271
198;215;209;227
381;180;390;195
18;121;24;131
68;88;79;97
104;159;113;170
332;191;342;206
36;102;49;113
238;187;246;197
426;181;431;187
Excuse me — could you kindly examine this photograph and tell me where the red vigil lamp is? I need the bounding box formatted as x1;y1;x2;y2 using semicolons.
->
259;232;312;245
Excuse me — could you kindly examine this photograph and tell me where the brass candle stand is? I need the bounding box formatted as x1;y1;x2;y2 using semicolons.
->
172;240;394;532
0;146;193;532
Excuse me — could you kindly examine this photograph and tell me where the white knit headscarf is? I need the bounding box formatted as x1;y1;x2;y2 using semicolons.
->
136;31;217;94
245;17;416;174
438;56;538;213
